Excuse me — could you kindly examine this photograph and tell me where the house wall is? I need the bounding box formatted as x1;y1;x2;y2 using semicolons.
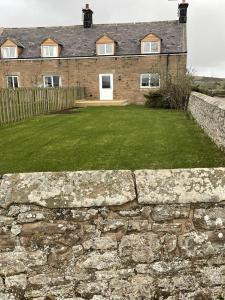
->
0;54;186;103
188;92;225;150
0;168;225;299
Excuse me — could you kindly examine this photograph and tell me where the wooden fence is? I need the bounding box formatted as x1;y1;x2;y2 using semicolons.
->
0;87;85;125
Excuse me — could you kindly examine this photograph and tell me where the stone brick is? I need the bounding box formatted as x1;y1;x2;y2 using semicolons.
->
80;251;121;270
5;274;27;290
152;205;190;221
83;236;117;250
0;171;136;208
193;207;225;230
0;234;16;251
135;168;225;205
119;233;161;263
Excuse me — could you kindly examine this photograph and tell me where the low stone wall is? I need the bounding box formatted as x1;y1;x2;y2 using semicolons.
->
189;92;225;150
1;169;225;299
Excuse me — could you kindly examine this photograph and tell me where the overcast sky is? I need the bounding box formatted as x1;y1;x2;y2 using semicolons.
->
0;0;225;78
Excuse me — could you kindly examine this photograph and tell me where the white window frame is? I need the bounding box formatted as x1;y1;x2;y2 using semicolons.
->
142;41;160;54
140;73;160;89
97;43;114;56
41;45;58;58
43;75;62;88
7;76;20;89
1;46;18;59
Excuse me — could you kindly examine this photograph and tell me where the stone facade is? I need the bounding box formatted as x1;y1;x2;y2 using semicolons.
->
1;168;225;299
189;92;225;150
0;54;186;103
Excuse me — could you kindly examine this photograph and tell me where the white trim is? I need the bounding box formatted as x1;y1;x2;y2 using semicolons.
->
7;75;20;89
0;52;187;62
140;73;160;89
43;75;62;88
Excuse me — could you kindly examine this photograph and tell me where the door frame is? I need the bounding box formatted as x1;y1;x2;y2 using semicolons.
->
99;74;114;100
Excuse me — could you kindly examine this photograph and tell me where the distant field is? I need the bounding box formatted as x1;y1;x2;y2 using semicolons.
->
0;105;225;174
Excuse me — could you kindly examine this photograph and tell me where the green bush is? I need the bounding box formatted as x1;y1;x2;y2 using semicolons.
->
144;73;193;111
144;91;170;109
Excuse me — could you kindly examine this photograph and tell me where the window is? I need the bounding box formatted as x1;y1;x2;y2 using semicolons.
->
98;43;114;55
43;76;61;88
1;47;17;58
140;73;160;88
41;46;58;57
7;76;19;89
142;41;160;54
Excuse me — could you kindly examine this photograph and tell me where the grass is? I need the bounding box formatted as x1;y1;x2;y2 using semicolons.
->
0;105;225;174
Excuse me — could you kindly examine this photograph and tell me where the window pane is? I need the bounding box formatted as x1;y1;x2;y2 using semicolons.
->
141;74;150;87
13;77;19;88
150;74;160;87
143;42;151;53
42;46;58;57
7;77;14;88
98;44;105;55
3;47;16;58
53;76;60;87
44;76;53;87
106;44;113;54
151;42;159;53
102;76;111;89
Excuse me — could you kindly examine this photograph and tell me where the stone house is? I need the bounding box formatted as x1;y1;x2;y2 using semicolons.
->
0;2;189;104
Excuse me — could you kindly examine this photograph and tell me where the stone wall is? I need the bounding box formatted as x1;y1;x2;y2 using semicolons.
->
0;54;186;104
189;92;225;150
1;168;225;300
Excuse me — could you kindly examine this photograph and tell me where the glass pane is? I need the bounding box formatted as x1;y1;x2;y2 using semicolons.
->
7;77;14;88
141;74;150;87
98;44;105;55
150;74;160;87
13;77;19;88
53;76;60;87
102;76;111;89
44;76;52;87
151;42;159;53
143;42;151;53
106;44;113;54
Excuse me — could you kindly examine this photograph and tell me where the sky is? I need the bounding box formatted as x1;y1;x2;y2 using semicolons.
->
0;0;225;78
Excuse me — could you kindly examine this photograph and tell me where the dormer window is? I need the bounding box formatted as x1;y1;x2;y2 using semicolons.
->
96;35;116;56
41;38;62;58
98;43;114;55
142;41;160;54
1;46;17;58
141;33;161;54
0;38;24;59
41;45;58;57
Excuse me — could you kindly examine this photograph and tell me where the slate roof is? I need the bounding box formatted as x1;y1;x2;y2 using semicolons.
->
0;21;185;59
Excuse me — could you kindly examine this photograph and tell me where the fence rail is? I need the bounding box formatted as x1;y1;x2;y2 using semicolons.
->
0;87;85;125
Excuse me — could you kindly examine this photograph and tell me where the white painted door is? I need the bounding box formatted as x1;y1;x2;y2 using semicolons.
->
99;74;113;100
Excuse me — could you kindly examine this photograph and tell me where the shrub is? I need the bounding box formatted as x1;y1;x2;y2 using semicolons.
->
144;73;193;111
144;91;170;109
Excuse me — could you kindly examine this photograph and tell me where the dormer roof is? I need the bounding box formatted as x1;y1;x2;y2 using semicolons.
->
41;37;63;47
0;37;25;48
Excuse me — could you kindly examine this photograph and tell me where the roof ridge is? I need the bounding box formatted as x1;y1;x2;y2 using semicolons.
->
2;20;178;30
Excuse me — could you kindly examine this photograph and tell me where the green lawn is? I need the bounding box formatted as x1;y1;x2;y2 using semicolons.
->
0;105;225;174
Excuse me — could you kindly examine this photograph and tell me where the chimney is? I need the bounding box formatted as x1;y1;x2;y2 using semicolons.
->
178;0;189;24
0;28;3;36
82;4;93;28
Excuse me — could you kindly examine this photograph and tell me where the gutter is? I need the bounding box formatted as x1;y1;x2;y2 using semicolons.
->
0;52;187;62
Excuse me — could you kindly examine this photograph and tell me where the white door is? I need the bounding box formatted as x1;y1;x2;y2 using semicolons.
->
99;74;113;100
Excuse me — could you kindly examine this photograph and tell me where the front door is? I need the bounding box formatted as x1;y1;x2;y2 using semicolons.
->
99;74;113;100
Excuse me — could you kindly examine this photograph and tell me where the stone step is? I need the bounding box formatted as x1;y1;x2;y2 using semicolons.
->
75;99;128;107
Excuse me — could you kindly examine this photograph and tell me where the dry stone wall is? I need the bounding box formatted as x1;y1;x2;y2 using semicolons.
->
189;92;225;150
1;169;225;300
